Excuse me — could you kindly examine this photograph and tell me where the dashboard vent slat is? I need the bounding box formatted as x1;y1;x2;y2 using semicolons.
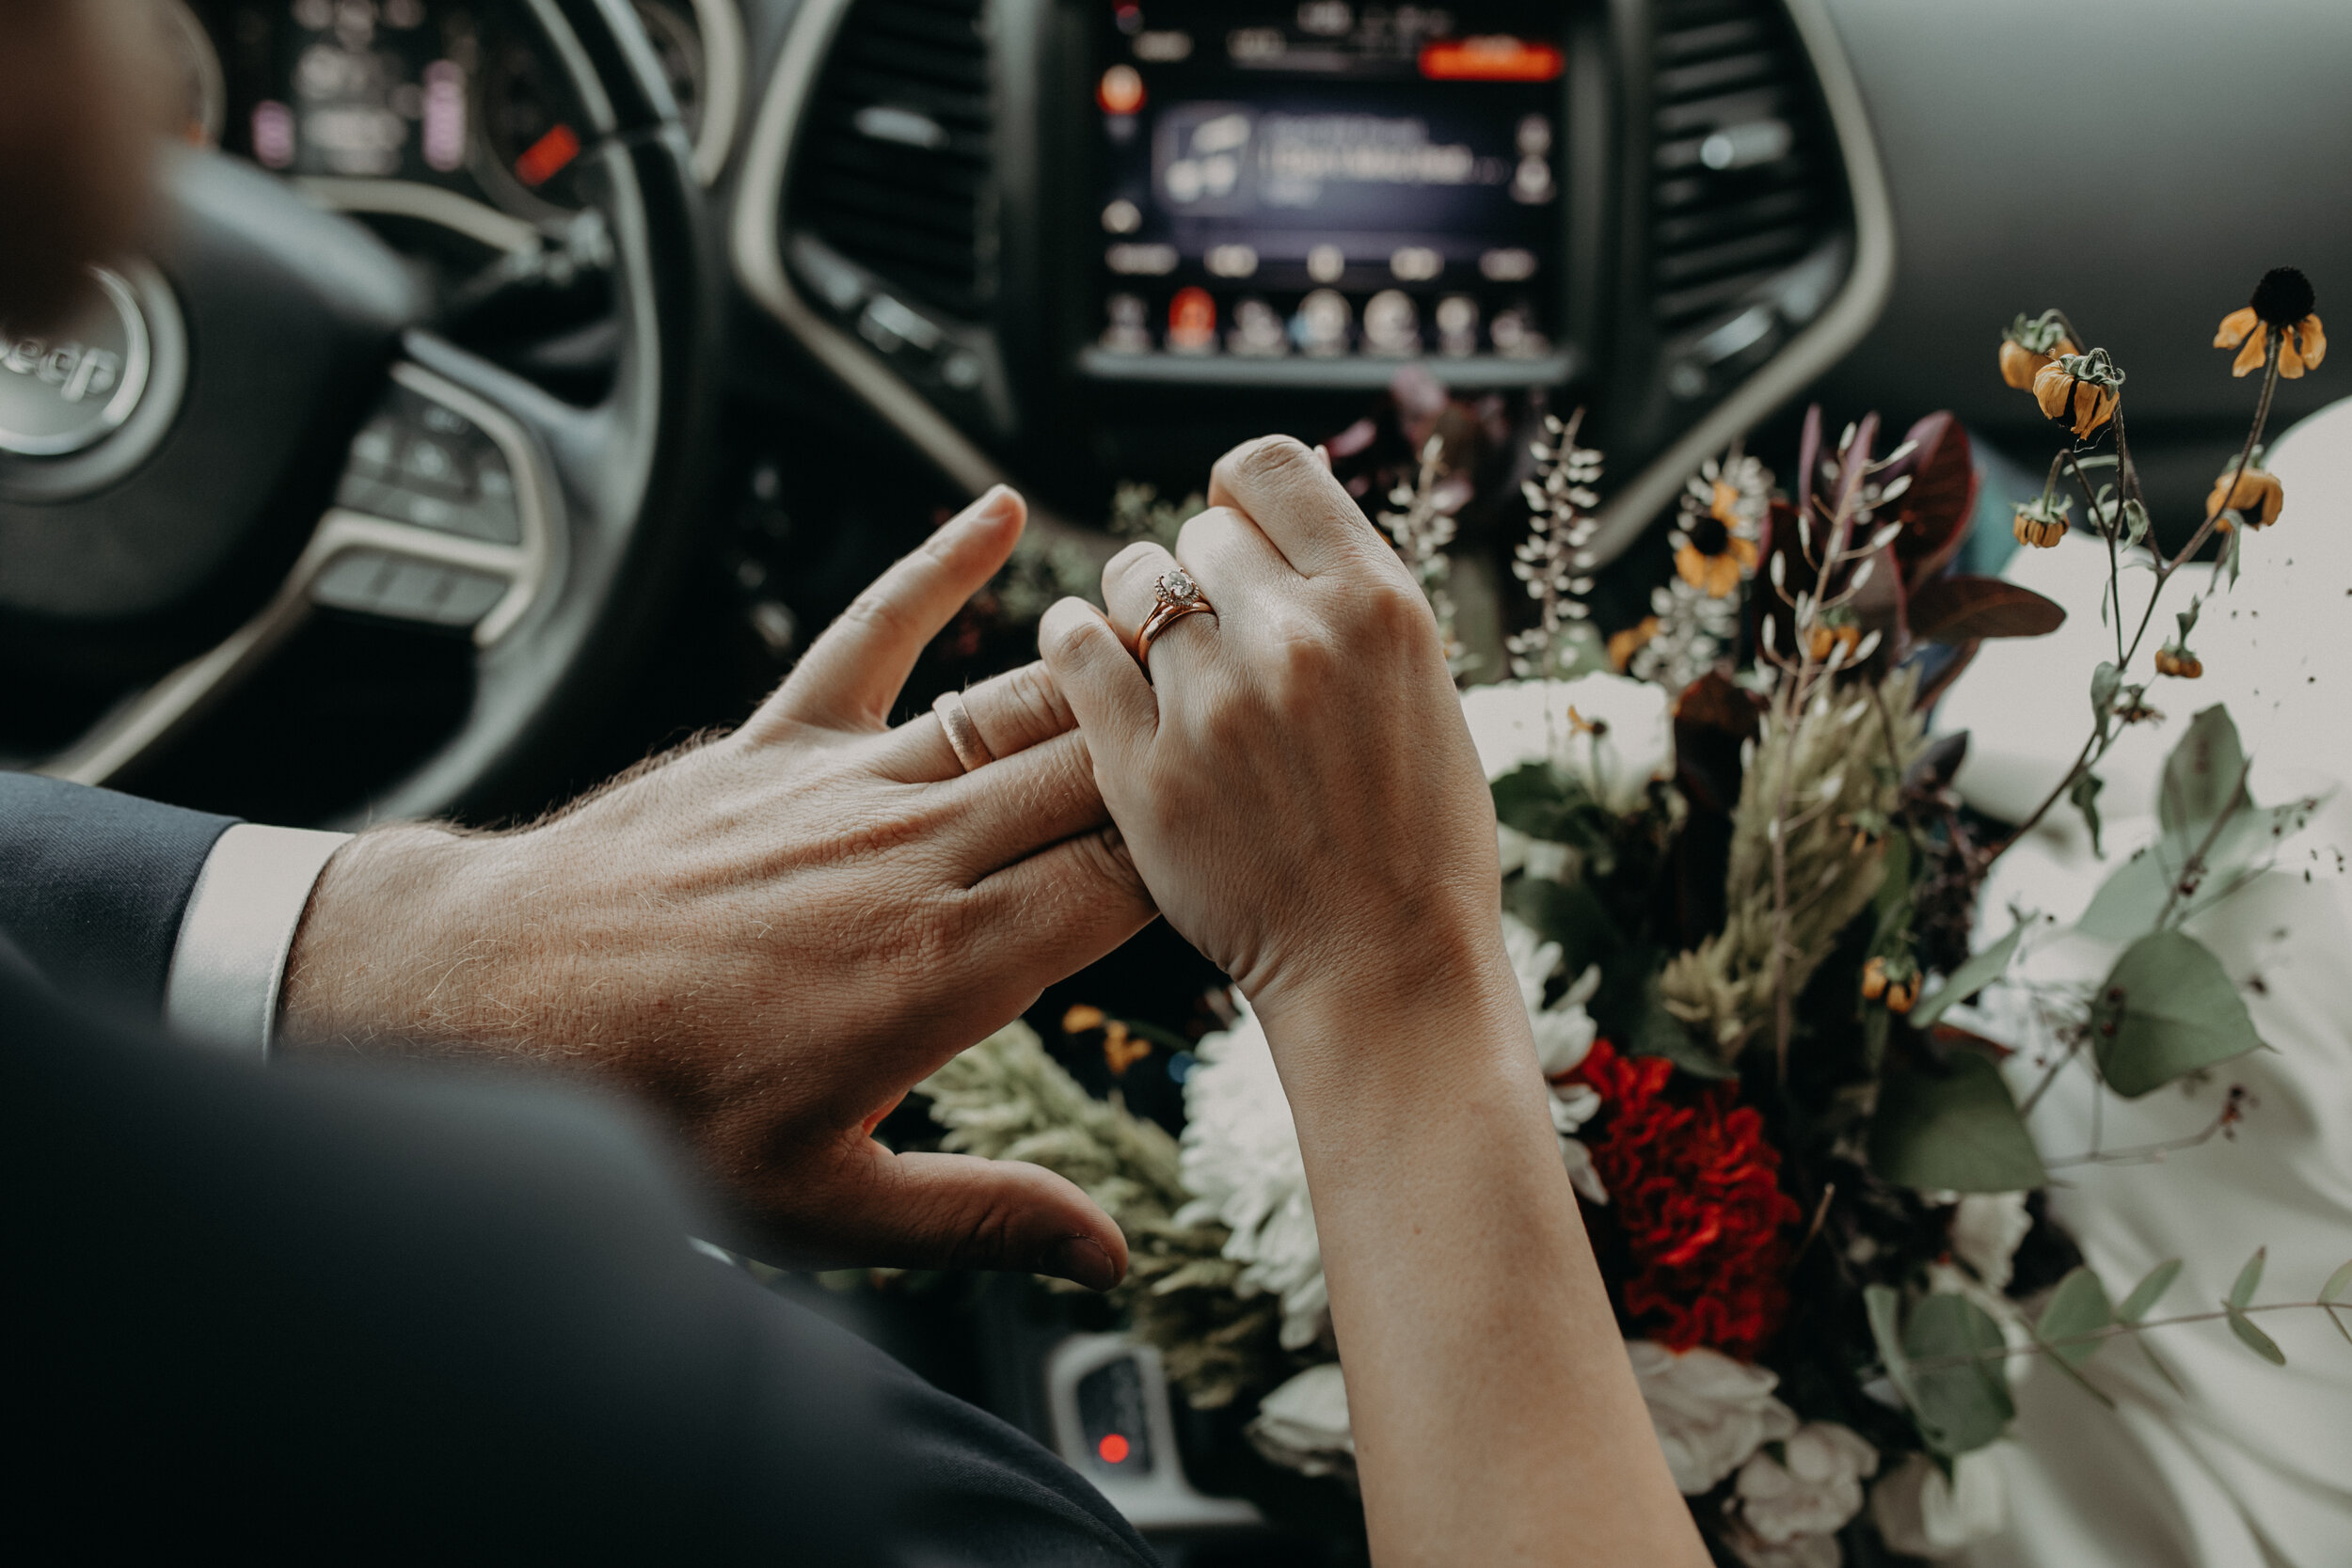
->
788;0;994;323
1648;0;1840;334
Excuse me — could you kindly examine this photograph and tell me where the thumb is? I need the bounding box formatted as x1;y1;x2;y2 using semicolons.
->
830;1147;1130;1291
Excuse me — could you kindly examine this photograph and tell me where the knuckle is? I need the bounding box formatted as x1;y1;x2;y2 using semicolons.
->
999;661;1074;738
1228;434;1314;489
1103;541;1166;603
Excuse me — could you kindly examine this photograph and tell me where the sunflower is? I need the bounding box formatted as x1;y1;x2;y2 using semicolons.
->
2215;267;2326;379
1674;513;1757;598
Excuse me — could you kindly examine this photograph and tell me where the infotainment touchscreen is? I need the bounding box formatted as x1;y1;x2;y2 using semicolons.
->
1089;3;1567;371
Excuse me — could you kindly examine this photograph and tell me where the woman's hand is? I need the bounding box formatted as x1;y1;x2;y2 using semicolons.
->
1041;437;1706;1566
281;488;1152;1290
1037;436;1506;1044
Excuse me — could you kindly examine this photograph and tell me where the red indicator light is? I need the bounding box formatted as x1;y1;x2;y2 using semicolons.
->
1097;1433;1132;1465
1418;37;1564;82
1167;287;1216;351
1097;64;1145;116
515;123;581;188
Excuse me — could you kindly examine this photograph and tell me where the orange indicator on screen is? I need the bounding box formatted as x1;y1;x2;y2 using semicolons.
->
1167;287;1216;352
1418;36;1564;81
515;122;581;188
1097;64;1146;116
1097;1433;1132;1465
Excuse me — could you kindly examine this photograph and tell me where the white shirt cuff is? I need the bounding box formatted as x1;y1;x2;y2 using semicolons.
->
165;824;352;1060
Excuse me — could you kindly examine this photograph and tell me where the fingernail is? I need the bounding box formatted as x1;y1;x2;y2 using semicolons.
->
961;483;1017;524
1045;1234;1121;1292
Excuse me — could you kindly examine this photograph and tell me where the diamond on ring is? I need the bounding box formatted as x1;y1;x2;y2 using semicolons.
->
1158;567;1200;605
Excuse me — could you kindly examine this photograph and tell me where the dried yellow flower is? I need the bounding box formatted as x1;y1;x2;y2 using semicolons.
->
2208;467;2283;529
2216;268;2327;379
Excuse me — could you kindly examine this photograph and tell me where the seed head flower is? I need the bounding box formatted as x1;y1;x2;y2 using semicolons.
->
2215;267;2326;379
2154;645;2202;679
1999;310;2077;390
2208;466;2283;529
1674;512;1758;599
2034;351;2122;438
2011;494;2070;549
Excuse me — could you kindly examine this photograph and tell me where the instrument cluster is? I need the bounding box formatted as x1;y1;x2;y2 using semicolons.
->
160;0;721;231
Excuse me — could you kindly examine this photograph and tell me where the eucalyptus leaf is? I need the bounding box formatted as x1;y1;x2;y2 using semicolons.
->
2158;707;2249;843
2322;1260;2352;1306
2229;1246;2265;1309
2224;1303;2286;1366
1870;1049;2047;1192
1866;1284;1921;1413
1905;1292;2015;1455
2119;1259;2183;1323
2090;931;2265;1098
2037;1266;2113;1368
1911;921;2026;1029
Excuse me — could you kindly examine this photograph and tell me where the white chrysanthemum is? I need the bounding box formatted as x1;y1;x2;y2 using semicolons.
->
1727;1421;1877;1555
1947;1191;2032;1292
1245;1362;1355;1481
1460;673;1674;815
1628;1339;1798;1495
1176;999;1330;1351
1502;913;1608;1201
1869;1448;2006;1558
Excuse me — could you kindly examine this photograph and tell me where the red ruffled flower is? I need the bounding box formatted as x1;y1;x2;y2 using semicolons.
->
1566;1038;1802;1359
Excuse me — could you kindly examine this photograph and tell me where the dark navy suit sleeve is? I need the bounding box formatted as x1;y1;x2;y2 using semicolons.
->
0;772;235;1020
4;945;1158;1564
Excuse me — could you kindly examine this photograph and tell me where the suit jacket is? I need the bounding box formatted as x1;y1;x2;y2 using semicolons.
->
0;777;1153;1561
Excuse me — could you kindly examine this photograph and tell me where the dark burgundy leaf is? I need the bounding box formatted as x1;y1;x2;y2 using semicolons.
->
1670;671;1764;817
1888;412;1981;594
1908;576;2066;642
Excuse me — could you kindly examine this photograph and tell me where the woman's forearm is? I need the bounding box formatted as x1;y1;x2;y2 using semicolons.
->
1262;951;1708;1567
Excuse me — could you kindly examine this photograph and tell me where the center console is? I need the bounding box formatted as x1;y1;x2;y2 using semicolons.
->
1077;3;1575;386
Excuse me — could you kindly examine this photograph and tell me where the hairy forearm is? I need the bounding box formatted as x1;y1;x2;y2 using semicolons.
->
1262;952;1706;1567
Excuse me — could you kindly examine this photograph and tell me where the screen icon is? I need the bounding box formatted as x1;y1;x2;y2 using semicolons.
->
1168;287;1217;354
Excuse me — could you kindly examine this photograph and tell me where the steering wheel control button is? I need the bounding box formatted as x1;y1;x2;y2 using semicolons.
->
312;548;509;629
0;268;153;458
335;384;523;545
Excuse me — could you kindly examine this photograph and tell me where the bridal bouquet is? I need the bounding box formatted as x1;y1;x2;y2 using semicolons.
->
916;271;2351;1563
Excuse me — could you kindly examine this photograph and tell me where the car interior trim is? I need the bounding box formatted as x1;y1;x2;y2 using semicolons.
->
39;363;558;790
686;0;748;184
729;0;1013;500
296;178;546;256
1584;0;1895;564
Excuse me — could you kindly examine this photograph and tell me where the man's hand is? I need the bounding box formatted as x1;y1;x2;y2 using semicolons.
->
281;487;1152;1290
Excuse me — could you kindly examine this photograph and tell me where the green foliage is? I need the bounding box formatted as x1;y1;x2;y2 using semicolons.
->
1659;671;1924;1059
2078;706;2324;941
1870;1047;2046;1193
2090;930;2265;1098
1909;919;2026;1029
920;1023;1289;1407
2090;662;2122;743
2118;1259;2183;1323
2036;1266;2113;1370
1904;1292;2016;1456
2228;1246;2265;1308
2070;771;2107;859
2221;1246;2287;1364
1490;761;1613;854
2323;1260;2352;1348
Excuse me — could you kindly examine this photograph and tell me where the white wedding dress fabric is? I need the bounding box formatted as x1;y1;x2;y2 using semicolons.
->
1933;398;2352;1568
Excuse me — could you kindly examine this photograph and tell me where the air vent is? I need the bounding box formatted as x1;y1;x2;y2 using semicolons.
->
1648;0;1838;332
790;0;994;322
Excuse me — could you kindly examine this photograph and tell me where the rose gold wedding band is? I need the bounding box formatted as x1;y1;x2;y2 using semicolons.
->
932;689;995;772
1135;567;1215;666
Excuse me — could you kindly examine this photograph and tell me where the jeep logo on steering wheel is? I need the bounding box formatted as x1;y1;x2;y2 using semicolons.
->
0;267;152;458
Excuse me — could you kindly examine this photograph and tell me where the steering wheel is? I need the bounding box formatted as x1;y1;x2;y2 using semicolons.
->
0;0;717;828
